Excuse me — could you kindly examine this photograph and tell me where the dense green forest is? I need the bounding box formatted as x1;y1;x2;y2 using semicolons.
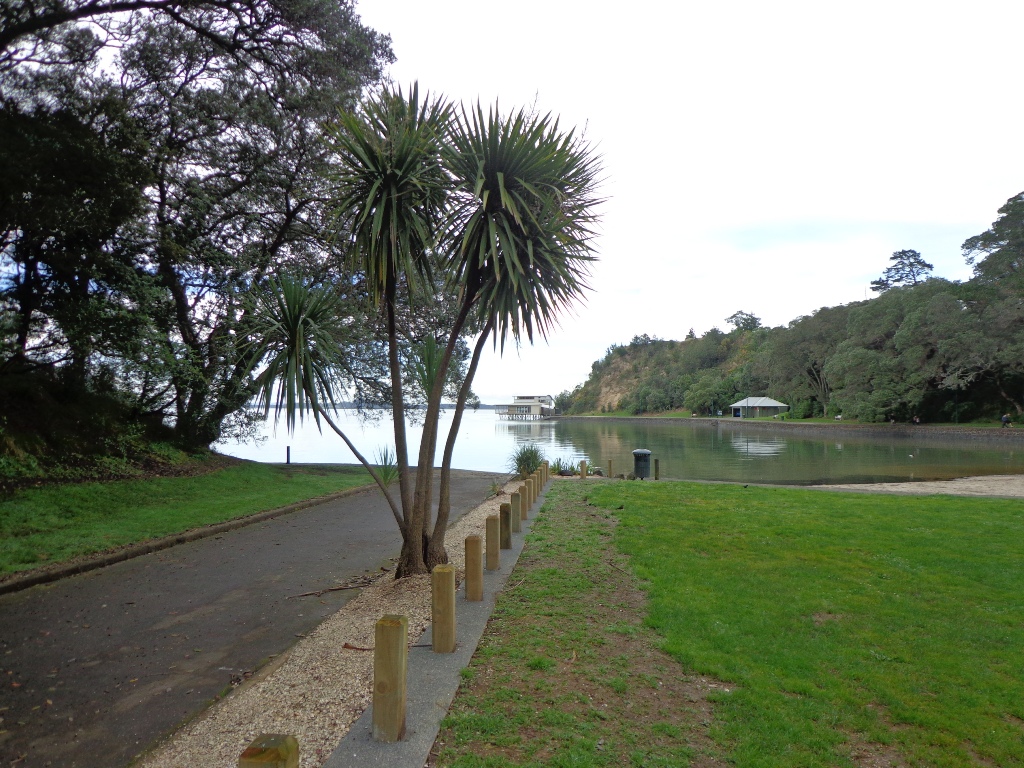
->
557;193;1024;423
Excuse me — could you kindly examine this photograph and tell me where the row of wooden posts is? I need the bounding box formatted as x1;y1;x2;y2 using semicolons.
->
237;461;553;768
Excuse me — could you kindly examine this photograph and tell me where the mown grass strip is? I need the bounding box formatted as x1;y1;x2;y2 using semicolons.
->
432;481;723;767
0;461;371;574
584;481;1024;767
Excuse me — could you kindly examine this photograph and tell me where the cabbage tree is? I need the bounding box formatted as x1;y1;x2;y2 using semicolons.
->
424;103;603;567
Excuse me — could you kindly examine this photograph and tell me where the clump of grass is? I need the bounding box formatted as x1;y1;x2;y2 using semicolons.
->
508;443;544;478
549;457;575;475
374;445;399;487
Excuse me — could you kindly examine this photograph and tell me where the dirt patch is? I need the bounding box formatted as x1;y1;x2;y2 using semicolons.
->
813;611;844;626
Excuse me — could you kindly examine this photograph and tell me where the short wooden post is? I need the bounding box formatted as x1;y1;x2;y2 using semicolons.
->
518;484;529;519
286;446;291;465
499;503;512;549
465;535;482;601
239;734;298;768
432;564;456;653
655;458;660;480
372;615;407;742
580;460;587;479
509;493;521;533
525;477;535;509
485;514;499;570
607;459;612;478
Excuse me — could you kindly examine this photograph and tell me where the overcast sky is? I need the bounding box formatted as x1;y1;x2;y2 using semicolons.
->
355;0;1024;404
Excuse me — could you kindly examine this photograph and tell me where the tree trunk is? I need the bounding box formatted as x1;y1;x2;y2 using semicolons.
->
426;318;492;570
405;299;474;576
387;273;421;578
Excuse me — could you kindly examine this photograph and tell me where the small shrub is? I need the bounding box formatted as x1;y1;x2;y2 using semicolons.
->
508;444;544;478
374;446;399;487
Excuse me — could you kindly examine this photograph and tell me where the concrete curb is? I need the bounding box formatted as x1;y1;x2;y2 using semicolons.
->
324;484;547;768
0;484;374;596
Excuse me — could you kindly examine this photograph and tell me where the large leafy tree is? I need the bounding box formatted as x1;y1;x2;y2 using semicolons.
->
870;249;934;293
762;305;852;417
961;191;1024;412
0;1;391;446
0;96;152;381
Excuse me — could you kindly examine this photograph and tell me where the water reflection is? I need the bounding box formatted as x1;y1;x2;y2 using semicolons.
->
219;410;1024;485
729;434;787;458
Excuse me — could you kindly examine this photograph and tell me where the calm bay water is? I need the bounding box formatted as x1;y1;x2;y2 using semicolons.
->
218;410;1024;485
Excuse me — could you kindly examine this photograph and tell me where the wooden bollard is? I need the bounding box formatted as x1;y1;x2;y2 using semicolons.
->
510;492;522;529
655;458;660;480
510;493;521;533
239;734;298;768
485;514;499;570
432;564;456;653
518;484;529;519
499;503;512;549
372;615;408;742
465;535;483;601
525;477;535;509
580;460;587;479
607;459;612;478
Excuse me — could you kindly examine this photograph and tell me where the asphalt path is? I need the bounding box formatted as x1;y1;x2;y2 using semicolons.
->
0;469;503;768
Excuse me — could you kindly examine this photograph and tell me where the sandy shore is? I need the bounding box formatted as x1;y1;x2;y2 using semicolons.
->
815;474;1024;497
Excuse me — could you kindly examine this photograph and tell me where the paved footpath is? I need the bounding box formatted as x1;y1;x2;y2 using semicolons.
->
0;469;503;768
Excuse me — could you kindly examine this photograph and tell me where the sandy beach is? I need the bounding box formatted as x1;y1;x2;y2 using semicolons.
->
816;473;1024;497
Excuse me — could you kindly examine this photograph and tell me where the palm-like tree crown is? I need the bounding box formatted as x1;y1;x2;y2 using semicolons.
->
325;83;452;303
444;104;602;349
245;276;349;433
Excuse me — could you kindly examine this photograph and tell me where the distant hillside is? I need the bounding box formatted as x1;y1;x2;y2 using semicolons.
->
557;266;1024;424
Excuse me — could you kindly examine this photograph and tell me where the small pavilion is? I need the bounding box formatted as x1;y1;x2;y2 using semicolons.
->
729;396;789;418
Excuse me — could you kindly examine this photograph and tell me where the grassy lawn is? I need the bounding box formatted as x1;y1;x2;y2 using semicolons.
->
436;480;1024;767
433;480;723;767
0;461;371;575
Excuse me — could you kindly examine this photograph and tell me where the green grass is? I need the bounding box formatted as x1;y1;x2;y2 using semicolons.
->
585;481;1024;767
435;481;717;766
440;481;1024;765
0;461;371;574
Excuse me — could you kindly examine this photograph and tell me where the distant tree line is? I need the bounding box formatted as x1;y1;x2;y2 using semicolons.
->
558;193;1024;423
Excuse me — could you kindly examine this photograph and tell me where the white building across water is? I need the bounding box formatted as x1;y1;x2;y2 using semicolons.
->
496;395;555;420
729;396;789;418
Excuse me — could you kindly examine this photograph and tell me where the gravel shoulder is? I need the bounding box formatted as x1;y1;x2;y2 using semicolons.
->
136;480;519;768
